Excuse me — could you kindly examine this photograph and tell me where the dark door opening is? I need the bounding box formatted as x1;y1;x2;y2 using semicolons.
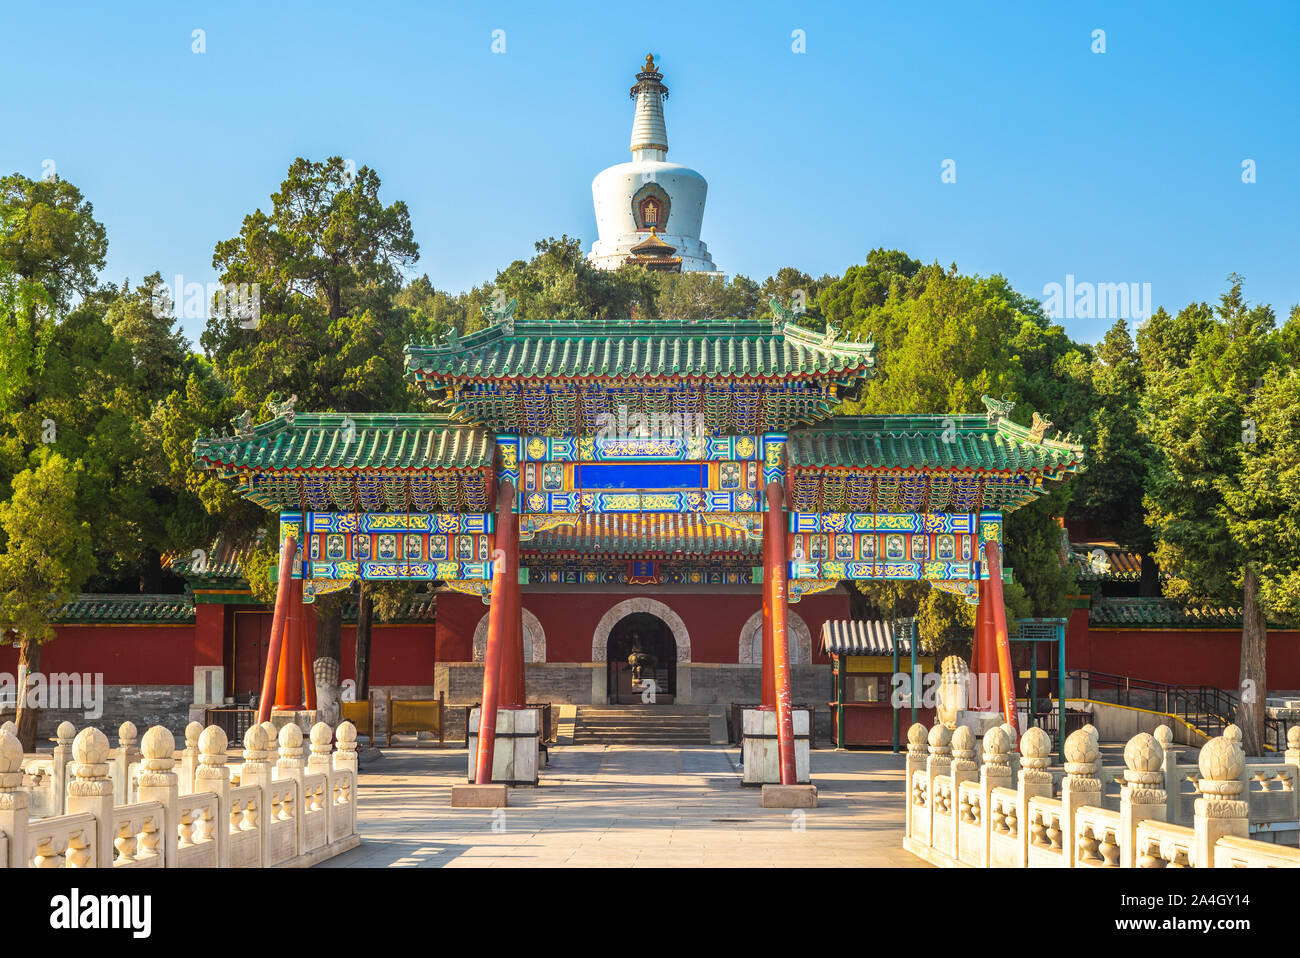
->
607;612;677;704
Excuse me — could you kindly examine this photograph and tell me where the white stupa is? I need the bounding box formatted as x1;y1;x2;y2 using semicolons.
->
588;55;718;273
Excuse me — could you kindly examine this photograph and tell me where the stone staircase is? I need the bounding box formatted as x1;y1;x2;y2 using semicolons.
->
574;705;713;746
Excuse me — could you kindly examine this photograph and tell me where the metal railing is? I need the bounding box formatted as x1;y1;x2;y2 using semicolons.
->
1063;669;1288;748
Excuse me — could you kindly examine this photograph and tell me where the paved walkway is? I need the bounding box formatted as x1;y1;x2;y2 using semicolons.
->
321;744;928;867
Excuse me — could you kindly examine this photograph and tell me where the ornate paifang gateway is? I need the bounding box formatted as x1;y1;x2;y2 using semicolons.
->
193;320;1084;603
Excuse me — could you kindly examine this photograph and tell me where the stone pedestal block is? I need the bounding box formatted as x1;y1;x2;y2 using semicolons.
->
271;710;317;733
467;707;540;786
741;708;811;785
451;784;508;808
956;710;1004;736
761;784;818;807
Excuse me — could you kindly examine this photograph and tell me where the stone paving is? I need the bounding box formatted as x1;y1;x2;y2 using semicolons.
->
321;743;929;867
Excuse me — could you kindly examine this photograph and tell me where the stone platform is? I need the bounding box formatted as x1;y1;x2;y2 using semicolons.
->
322;744;928;867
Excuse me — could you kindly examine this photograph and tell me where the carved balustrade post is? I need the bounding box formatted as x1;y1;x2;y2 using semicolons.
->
114;721;140;806
949;726;978;860
925;723;951;850
52;721;75;815
135;726;179;867
240;725;273;792
1017;726;1054;866
65;727;114;867
333;721;359;776
1153;725;1182;824
1192;725;1249;868
1119;731;1166;868
307;723;334;776
1061;724;1102;867
275;723;306;784
275;723;305;856
0;729;28;868
1000;721;1020;780
904;723;928;839
981;726;1013;863
180;721;203;796
308;722;334;837
193;725;230;868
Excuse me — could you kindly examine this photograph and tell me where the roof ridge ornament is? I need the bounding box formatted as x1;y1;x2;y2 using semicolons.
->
441;325;461;350
269;393;297;425
981;394;1015;426
821;317;842;347
769;296;796;333
231;410;253;438
1028;411;1053;444
481;295;518;335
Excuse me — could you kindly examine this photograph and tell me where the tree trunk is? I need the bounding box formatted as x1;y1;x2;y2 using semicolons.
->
355;582;373;702
14;635;41;752
1139;552;1160;597
314;598;343;725
1237;565;1268;756
139;548;164;593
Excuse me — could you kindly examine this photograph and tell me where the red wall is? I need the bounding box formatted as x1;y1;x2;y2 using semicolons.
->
435;590;849;663
28;596;1298;696
1075;627;1300;689
0;625;196;685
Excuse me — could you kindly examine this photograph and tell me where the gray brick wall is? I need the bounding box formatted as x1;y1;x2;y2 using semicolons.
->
0;684;193;741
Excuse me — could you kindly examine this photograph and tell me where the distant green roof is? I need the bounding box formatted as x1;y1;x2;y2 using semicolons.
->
1089;598;1293;629
193;413;494;473
55;595;195;624
404;317;876;382
786;415;1086;478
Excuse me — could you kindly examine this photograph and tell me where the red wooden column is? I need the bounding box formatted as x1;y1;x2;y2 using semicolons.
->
980;579;998;711
500;512;525;708
760;505;775;707
971;579;984;676
301;600;318;711
765;482;797;786
474;478;516;784
982;540;1018;729
257;534;298;724
275;576;304;711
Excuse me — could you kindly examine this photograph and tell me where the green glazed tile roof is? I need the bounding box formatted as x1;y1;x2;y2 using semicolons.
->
1070;543;1146;582
786;415;1086;477
168;535;260;583
192;413;495;473
55;594;196;623
339;595;438;622
404;317;876;382
1089;598;1278;629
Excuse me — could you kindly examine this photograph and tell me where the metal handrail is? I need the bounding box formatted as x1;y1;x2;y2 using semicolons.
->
1064;669;1287;748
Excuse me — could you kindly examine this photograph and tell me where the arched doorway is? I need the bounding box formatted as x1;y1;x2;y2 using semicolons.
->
607;612;677;704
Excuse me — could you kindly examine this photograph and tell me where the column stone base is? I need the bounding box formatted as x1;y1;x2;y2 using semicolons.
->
761;784;818;808
451;784;508;807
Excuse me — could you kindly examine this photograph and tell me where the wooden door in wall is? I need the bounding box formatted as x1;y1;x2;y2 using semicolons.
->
231;611;275;704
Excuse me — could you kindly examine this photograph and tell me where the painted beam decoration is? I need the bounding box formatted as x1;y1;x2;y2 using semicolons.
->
786;512;1001;581
288;511;495;584
515;433;780;514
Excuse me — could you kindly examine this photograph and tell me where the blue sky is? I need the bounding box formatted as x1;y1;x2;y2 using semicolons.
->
2;0;1296;346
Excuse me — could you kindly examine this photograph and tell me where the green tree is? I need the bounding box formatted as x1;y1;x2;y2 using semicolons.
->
653;271;759;320
1141;277;1283;753
492;236;657;321
197;156;421;710
0;451;95;749
0;174;107;311
824;256;1086;631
